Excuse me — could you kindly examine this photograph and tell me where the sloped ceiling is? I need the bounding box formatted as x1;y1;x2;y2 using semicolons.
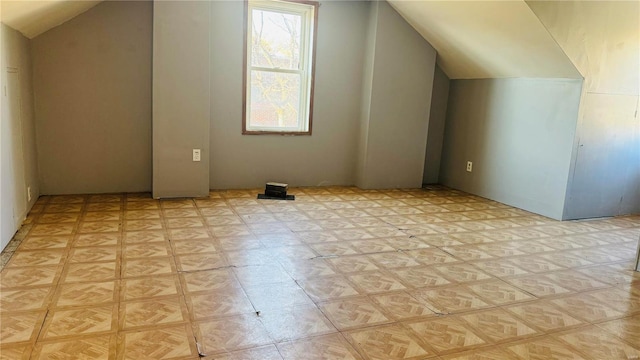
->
527;0;639;95
2;0;584;80
1;0;102;39
387;0;583;79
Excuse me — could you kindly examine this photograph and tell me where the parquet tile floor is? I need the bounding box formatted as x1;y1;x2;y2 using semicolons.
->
0;186;639;359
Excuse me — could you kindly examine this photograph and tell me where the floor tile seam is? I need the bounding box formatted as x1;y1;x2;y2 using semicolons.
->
49;283;120;310
117;303;192;333
416;297;503;317
273;331;363;358
547;287;634;308
590;317;640;351
435;333;548;357
342;320;443;357
494;301;589;335
36;305;118;343
32;246;74;341
177;248;258;353
315;295;396;331
118;322;200;359
451;309;544;345
193;315;337;355
547;298;630;325
547;324;630;360
0;308;48;347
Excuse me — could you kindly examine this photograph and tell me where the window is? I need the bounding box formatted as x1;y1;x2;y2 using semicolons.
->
243;0;318;135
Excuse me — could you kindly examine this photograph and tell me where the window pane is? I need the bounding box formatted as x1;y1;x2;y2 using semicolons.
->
251;9;302;70
250;70;301;129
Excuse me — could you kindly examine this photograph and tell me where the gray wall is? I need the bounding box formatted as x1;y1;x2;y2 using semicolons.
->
153;1;210;198
356;0;379;188
209;1;368;188
20;0;445;198
440;78;582;220
1;24;39;250
423;64;449;184
527;1;640;219
357;0;436;189
564;93;640;219
31;1;152;195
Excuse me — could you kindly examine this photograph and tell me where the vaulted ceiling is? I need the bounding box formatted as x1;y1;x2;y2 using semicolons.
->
1;0;101;39
1;0;581;80
387;0;581;79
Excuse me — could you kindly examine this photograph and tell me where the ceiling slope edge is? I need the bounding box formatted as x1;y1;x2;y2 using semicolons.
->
1;1;103;39
526;0;639;96
387;0;582;80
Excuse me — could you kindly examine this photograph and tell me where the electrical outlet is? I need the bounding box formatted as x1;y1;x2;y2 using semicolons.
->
27;186;31;202
193;149;201;162
466;161;473;172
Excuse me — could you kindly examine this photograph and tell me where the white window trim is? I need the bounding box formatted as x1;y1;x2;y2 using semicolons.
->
244;0;317;135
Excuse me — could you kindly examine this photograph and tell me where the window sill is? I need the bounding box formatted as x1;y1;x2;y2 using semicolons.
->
242;130;312;136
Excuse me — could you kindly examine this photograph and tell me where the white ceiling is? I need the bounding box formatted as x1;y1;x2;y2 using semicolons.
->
387;0;582;79
1;0;102;39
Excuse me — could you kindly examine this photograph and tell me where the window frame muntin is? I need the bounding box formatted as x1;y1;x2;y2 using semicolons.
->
242;0;318;135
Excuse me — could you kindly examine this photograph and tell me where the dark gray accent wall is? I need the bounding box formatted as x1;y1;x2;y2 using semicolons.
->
440;78;582;220
423;64;449;184
31;1;152;195
153;1;210;198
